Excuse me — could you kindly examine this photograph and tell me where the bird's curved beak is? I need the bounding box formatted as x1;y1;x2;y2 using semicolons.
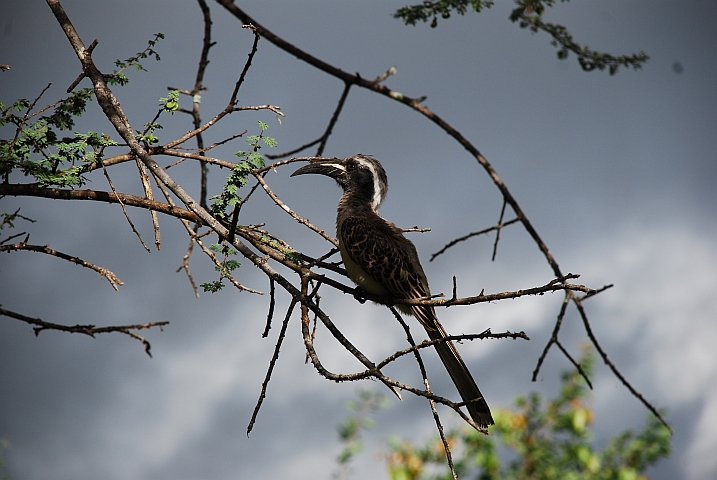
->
291;160;347;182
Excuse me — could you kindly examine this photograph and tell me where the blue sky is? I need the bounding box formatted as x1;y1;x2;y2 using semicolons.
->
1;1;716;479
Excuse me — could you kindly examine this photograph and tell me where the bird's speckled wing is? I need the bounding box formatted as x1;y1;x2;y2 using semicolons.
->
339;213;437;330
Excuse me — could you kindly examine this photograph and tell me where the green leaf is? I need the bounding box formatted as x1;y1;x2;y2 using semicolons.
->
159;90;179;113
200;281;224;293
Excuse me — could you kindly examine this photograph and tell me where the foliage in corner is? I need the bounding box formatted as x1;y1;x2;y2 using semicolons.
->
334;390;389;480
394;0;494;28
0;88;110;188
0;436;10;480
385;347;671;479
0;34;167;187
394;0;648;74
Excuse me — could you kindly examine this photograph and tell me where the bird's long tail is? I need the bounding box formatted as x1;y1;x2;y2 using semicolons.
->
425;323;494;429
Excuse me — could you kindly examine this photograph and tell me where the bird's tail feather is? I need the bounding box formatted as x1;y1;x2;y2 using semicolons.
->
425;323;494;429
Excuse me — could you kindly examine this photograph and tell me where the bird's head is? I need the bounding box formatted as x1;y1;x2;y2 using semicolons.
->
291;154;388;212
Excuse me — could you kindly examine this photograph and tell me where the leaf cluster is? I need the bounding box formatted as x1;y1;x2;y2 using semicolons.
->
1;35;168;186
209;120;277;220
0;88;118;187
394;0;648;74
394;1;494;28
199;242;241;293
0;436;10;480
385;347;671;480
334;390;389;479
106;32;165;86
509;2;648;75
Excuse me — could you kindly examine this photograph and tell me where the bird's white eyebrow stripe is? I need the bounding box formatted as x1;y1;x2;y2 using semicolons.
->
323;162;346;171
356;157;383;211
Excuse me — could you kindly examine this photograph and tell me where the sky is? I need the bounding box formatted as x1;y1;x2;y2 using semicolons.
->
1;1;716;479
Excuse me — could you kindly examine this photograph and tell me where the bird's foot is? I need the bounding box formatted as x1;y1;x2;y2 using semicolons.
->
353;286;368;304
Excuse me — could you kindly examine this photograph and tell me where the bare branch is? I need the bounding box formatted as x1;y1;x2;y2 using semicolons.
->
377;330;530;371
134;158;161;250
101;162;150;252
176;235;200;298
0;184;204;224
1;242;123;290
325;273;590;309
247;299;297;436
0;307;167;357
574;297;671;433
316;81;351;157
262;278;276;337
491;198;508;261
252;171;338;246
431;217;519;261
532;292;571;381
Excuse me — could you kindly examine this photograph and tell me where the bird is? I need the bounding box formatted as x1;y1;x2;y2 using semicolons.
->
291;154;494;429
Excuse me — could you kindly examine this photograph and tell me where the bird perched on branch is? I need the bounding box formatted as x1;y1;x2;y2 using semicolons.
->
292;154;493;429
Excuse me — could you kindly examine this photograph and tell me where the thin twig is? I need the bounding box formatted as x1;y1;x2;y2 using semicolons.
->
197;130;247;153
101;162;150;252
1;242;123;290
376;330;530;371
134;158;161;250
574;297;671;433
491;198;508;261
316;81;351;156
176;235;200;298
262;278;276;337
247;299;297;435
431;217;519;262
391;306;460;477
313;273;588;309
532;292;570;381
554;339;593;389
252;172;337;246
230;24;260;104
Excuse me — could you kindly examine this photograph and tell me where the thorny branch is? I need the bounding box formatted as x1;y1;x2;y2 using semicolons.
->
0;240;123;290
0;307;167;357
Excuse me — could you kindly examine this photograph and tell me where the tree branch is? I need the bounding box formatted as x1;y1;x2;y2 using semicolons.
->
1;241;123;290
0;307;168;357
0;183;204;224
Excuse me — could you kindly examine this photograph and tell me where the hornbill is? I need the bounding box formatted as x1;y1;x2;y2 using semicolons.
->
292;154;493;428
